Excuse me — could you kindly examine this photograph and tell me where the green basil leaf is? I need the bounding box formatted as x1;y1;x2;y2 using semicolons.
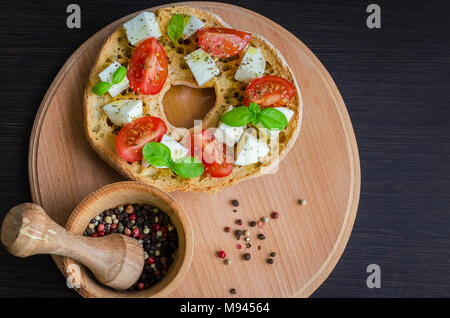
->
112;66;127;84
172;157;204;178
142;142;172;168
221;107;252;127
92;81;111;95
258;108;289;130
249;102;261;116
167;14;186;43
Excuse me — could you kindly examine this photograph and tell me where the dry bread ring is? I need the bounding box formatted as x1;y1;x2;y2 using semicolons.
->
84;6;303;193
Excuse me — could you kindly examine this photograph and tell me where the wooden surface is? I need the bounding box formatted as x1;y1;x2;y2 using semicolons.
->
28;2;360;297
0;0;449;298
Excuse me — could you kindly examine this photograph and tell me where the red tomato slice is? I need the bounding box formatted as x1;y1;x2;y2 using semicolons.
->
198;28;252;58
185;129;233;177
116;116;167;162
127;38;168;95
205;161;233;178
185;129;215;162
244;76;296;107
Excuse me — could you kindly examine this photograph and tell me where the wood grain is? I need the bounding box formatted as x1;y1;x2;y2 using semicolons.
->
27;2;360;297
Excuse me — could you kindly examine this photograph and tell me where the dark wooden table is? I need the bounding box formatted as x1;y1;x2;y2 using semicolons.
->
0;0;449;297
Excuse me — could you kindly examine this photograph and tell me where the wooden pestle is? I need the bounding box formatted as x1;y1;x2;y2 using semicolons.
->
0;203;145;290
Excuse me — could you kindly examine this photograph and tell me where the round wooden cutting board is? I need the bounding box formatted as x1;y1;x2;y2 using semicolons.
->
29;2;360;297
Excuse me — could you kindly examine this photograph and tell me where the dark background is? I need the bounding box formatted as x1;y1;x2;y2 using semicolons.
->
0;0;449;297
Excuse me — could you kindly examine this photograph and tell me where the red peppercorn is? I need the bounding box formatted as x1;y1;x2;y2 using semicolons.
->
98;231;105;237
111;223;117;230
147;257;155;264
271;211;279;219
132;228;140;237
162;264;168;270
129;213;136;221
236;244;242;250
218;251;226;258
91;232;98;237
224;226;231;232
154;224;160;231
97;224;105;232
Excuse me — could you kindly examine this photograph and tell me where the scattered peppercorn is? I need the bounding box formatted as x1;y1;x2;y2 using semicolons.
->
246;243;251;248
237;244;242;250
231;199;240;207
236;219;243;226
249;221;256;227
257;221;264;228
263;217;269;223
224;259;231;265
244;253;251;261
271;212;279;219
245;237;251;242
258;234;266;240
258;245;262;250
232;209;237;213
218;251;226;258
224;226;231;233
230;288;237;295
298;199;307;206
267;258;274;264
244;230;250;236
270;252;276;257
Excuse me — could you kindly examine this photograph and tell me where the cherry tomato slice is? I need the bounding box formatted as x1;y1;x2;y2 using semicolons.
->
244;76;296;108
184;129;233;177
127;38;168;95
198;28;252;58
116;116;167;162
205;161;233;178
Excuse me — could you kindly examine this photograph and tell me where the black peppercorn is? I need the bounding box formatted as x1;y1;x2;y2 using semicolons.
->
258;234;266;240
231;199;239;207
244;253;251;261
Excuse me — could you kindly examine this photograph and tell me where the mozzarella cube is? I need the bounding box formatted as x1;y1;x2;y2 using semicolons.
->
185;49;220;87
182;15;205;39
234;131;270;166
214;106;245;147
152;135;189;168
103;100;143;126
234;46;265;83
123;12;162;45
256;107;295;138
98;62;130;97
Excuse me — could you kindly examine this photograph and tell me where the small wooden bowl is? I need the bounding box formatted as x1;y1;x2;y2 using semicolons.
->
63;181;193;298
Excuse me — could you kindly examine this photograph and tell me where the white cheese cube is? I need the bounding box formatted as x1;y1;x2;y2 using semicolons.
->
123;12;162;46
214;106;245;147
185;49;220;87
152;135;189;168
98;62;130;97
256;107;295;138
234;46;265;83
103;100;143;126
234;131;270;166
182;15;205;39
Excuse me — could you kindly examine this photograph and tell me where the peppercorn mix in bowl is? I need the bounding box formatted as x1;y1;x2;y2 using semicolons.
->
63;181;193;298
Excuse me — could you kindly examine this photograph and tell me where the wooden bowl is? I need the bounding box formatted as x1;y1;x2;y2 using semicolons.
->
62;181;193;298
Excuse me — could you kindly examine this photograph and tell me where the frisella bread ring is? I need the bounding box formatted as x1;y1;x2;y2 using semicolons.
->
84;6;303;193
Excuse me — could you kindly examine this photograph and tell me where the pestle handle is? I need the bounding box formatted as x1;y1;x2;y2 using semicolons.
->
1;203;144;290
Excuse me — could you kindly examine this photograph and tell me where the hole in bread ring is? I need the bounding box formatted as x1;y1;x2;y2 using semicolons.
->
162;83;216;129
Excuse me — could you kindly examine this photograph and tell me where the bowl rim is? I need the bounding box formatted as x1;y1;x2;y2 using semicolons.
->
62;181;194;298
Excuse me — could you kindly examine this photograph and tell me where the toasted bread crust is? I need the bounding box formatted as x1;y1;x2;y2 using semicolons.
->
84;6;302;193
